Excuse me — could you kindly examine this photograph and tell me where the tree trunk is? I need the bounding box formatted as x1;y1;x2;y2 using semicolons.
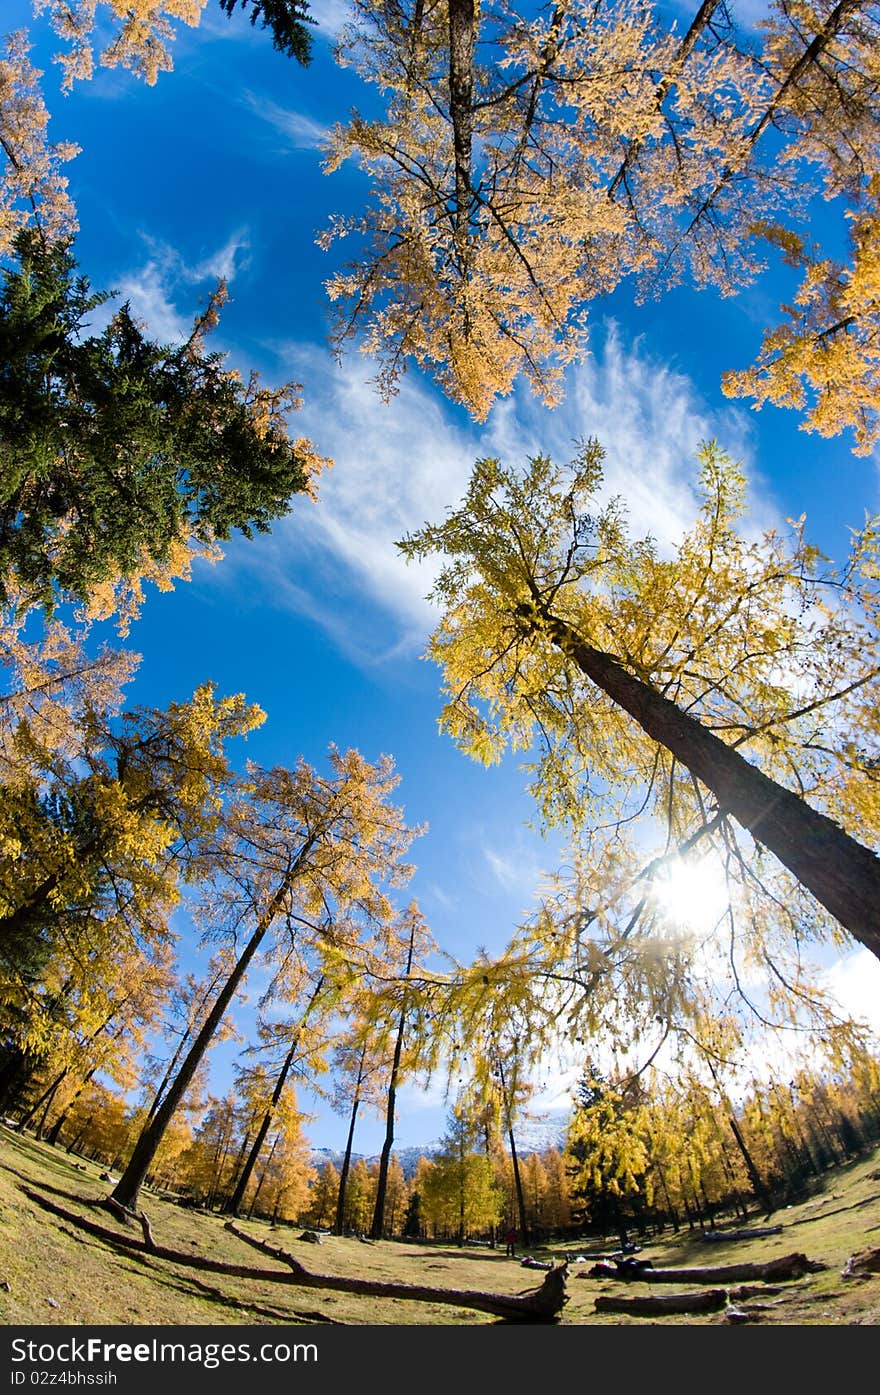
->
110;822;326;1215
842;1247;880;1278
22;1187;569;1322
498;1057;529;1246
334;1084;362;1236
701;1225;783;1241
448;0;475;243
531;607;880;957
371;922;417;1239
227;1220;569;1320
146;969;223;1122
247;1136;279;1220
112;909;276;1209
65;1113;95;1155
594;1289;729;1315
590;1251;823;1283
369;1015;405;1239
225;976;325;1217
45;1067;96;1146
16;1069;67;1135
701;1057;776;1217
653;1161;680;1231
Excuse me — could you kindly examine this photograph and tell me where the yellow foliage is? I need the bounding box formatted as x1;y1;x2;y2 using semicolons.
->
32;1;207;88
400;441;880;1045
0;31;78;255
323;1;880;424
723;181;880;453
324;0;766;417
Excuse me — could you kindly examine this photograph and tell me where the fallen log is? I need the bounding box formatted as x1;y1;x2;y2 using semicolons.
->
21;1186;568;1323
701;1226;782;1242
225;1221;569;1322
100;1197;156;1250
567;1253;633;1267
588;1252;824;1284
594;1289;728;1315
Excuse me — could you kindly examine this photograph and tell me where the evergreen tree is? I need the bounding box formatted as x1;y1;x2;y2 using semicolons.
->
0;232;325;612
218;1;316;63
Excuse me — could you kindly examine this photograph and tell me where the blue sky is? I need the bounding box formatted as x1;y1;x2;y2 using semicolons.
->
8;0;880;1154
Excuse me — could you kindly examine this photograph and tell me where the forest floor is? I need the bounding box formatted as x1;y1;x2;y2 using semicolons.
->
2;1122;880;1326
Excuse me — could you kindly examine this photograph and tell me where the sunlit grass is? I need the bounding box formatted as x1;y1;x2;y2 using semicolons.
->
2;1123;880;1326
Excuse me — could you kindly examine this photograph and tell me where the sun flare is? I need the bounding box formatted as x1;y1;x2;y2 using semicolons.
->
649;855;730;934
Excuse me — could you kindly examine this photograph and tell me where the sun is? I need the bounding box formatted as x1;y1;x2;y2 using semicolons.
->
648;854;730;934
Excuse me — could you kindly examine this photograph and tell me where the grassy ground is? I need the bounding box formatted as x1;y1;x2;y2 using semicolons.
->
2;1123;879;1326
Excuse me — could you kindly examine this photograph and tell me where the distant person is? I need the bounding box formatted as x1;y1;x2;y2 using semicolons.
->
505;1228;517;1257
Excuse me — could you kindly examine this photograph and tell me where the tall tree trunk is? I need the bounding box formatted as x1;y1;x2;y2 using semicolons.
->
225;976;325;1217
146;967;224;1122
497;1057;529;1246
16;990;118;1134
701;1057;775;1215
448;0;475;245
371;922;418;1239
653;1160;680;1231
787;1092;821;1179
369;1023;405;1238
206;1118;235;1210
39;1017;127;1143
17;1070;66;1135
334;1065;364;1236
728;1108;775;1214
458;1136;466;1245
110;863;302;1212
223;1128;255;1207
527;606;880;956
45;1066;96;1146
65;1112;95;1155
247;1135;279;1219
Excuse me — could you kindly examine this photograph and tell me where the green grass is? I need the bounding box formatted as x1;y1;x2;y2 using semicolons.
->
2;1123;880;1326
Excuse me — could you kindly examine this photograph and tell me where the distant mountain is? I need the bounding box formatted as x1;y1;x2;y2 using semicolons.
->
309;1143;441;1180
511;1116;568;1154
309;1119;566;1180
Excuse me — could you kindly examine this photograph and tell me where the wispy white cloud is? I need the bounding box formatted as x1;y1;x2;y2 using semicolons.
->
484;320;771;553
110;262;188;343
243;91;330;151
395;1071;452;1115
481;841;550;900
107;230;250;344
424;882;458;912
230;326;776;662
310;0;357;41
223;344;481;658
186;231;251;284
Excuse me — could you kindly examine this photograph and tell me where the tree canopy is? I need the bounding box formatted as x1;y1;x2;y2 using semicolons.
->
322;0;880;445
400;442;880;959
